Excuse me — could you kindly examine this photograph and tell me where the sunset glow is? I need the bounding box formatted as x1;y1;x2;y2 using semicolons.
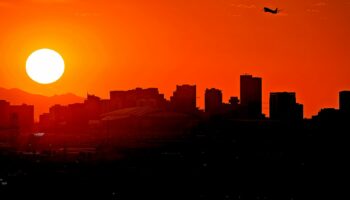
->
0;1;349;198
1;0;350;117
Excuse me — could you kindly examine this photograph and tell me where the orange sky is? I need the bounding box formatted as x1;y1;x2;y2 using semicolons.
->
1;0;350;117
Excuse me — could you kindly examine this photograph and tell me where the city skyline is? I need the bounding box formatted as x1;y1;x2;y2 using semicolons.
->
1;76;348;118
1;1;349;199
1;74;349;126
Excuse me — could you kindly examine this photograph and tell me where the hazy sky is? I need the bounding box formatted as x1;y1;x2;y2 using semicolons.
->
1;0;350;117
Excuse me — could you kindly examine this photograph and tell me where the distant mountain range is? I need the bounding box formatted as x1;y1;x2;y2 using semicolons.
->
0;87;84;120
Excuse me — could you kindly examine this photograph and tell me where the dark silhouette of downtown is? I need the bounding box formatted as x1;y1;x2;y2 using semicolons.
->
0;74;348;199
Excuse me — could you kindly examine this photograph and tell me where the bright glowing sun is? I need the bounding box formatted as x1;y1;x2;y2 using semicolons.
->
26;48;65;84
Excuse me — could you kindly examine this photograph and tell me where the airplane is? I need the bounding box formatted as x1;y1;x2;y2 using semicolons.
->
264;7;279;14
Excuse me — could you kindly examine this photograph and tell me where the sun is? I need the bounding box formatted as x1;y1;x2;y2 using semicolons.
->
26;48;65;84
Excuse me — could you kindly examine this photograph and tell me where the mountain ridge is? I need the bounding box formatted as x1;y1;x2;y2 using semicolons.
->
0;87;84;121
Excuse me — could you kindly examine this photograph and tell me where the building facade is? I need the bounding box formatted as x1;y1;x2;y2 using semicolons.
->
240;75;262;118
270;92;303;120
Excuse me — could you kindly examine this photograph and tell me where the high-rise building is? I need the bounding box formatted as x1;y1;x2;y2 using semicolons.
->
170;85;197;113
84;94;102;120
339;91;350;113
205;88;222;114
295;103;304;120
270;92;303;120
240;74;262;118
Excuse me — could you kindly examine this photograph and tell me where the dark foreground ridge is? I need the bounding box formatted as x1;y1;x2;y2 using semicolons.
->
0;119;347;200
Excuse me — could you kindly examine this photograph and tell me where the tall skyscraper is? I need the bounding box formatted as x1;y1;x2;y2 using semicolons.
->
270;92;303;120
205;88;223;114
339;91;350;113
170;85;197;113
240;74;262;118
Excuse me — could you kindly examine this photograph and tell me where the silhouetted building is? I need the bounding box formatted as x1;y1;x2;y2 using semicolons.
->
205;88;222;115
240;75;262;118
0;100;34;128
295;103;303;119
229;97;240;107
313;108;341;122
39;113;51;129
110;88;167;110
339;91;350;113
270;92;303;120
85;94;103;120
9;104;34;128
49;104;68;125
101;99;113;114
0;100;10;127
39;89;169;129
40;102;90;128
66;103;86;125
170;85;197;114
